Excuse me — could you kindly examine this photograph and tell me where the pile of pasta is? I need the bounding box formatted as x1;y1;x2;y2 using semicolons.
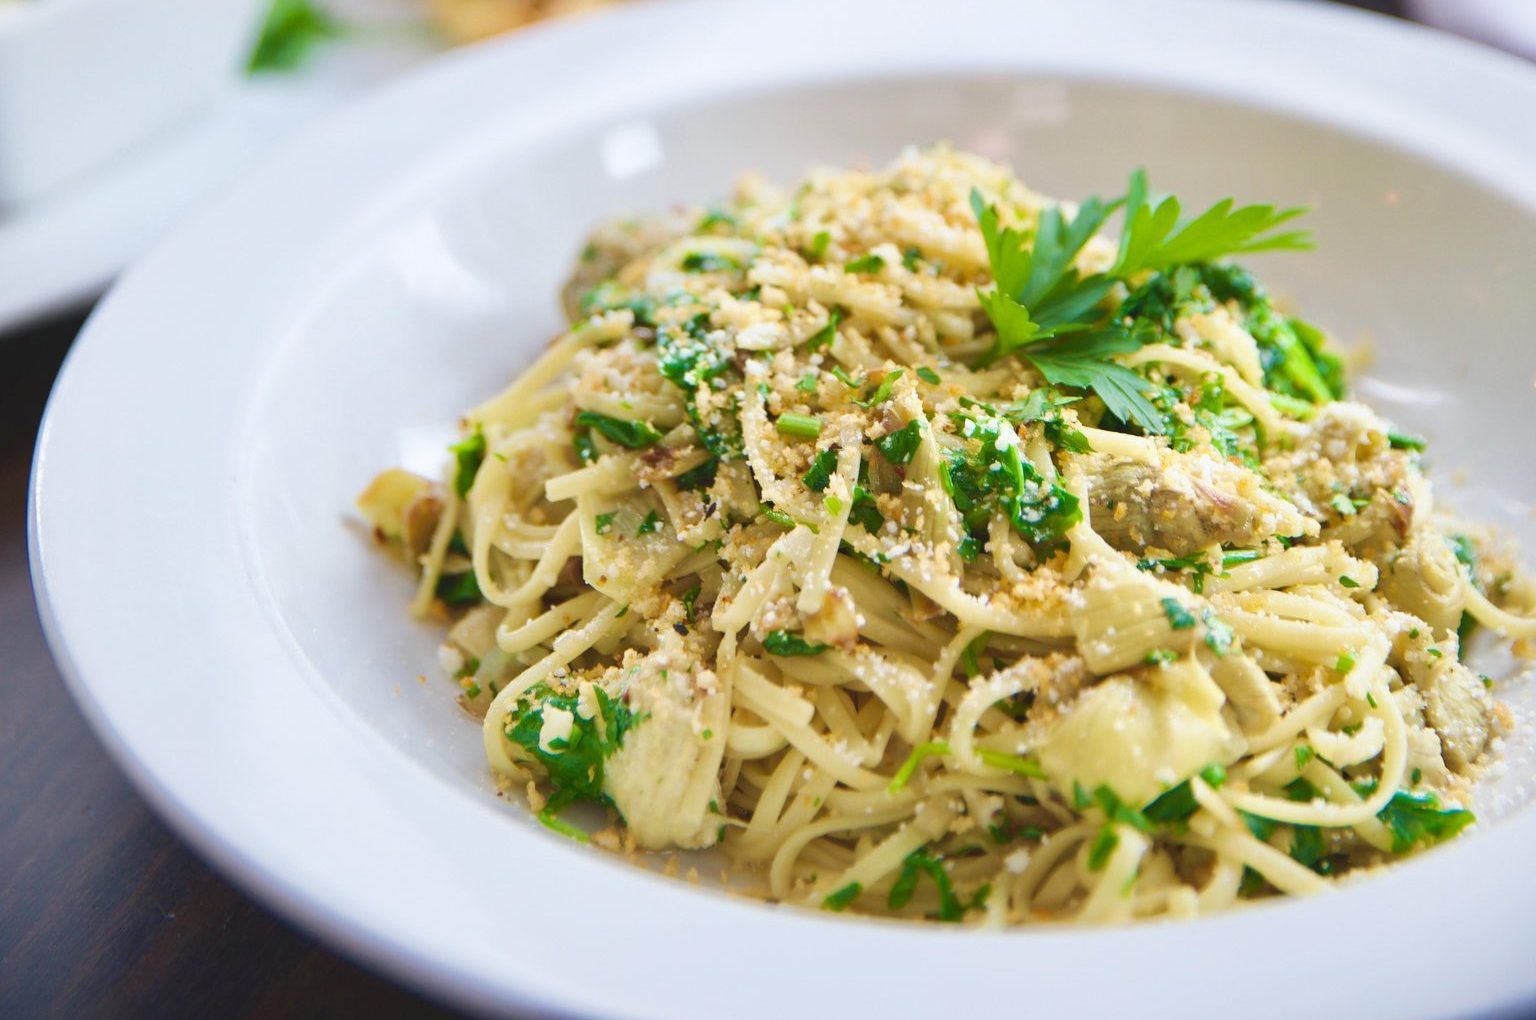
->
359;147;1529;924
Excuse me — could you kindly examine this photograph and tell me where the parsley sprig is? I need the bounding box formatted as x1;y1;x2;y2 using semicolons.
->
970;172;1313;436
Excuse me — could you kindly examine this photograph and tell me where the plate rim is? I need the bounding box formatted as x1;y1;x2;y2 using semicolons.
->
30;1;1536;1017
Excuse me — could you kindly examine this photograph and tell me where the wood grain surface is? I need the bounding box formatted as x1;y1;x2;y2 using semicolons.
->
0;314;465;1019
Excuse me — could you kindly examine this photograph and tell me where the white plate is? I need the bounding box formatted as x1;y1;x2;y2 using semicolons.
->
30;1;1536;1017
0;9;439;334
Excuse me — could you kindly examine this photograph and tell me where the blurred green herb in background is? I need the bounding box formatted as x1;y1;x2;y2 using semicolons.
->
248;0;339;73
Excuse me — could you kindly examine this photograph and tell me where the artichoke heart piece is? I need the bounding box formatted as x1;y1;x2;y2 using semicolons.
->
1069;563;1214;674
577;491;680;601
1086;451;1313;558
1378;532;1468;635
1038;658;1241;807
1423;659;1494;772
356;468;436;551
602;656;729;850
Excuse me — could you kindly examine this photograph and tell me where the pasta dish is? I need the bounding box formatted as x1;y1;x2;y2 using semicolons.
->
358;147;1528;924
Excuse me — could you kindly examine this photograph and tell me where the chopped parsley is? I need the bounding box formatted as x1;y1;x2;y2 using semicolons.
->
656;314;741;459
976;750;1046;778
1449;534;1478;582
762;630;830;656
435;570;482;606
1241;810;1278;842
1087;826;1120;871
888;741;951;793
696;208;736;232
673;457;718;492
680;251;742;273
247;0;338;73
805;309;842;352
636;509;662;535
941;413;1080;549
803;448;838;492
572;428;599;465
573;410;663;449
537;811;591;844
502;683;639;812
822;882;862;911
1160;598;1197;630
1288;825;1328;873
1137;551;1214;592
577;280;659;327
1142;764;1228;825
450;427;487;498
1330;493;1358;517
916;366;942;385
876;419;923;465
1377;791;1475;852
845;252;886;274
889;850;964;921
775;412;823;439
856;369;905;408
759;504;798;529
594;511;616;535
1201;609;1235;656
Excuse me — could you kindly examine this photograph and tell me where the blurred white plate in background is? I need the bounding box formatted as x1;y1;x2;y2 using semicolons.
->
0;2;439;334
1409;0;1536;59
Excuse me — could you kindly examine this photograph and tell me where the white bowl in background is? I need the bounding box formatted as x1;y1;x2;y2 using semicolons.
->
0;0;265;208
1408;0;1536;59
29;1;1536;1018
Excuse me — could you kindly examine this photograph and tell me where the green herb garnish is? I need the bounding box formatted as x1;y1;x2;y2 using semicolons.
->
845;253;886;274
762;630;830;656
450;427;487;498
435;571;482;606
680;251;742;273
822;882;863;911
889;850;964;921
248;0;338;73
1377;791;1475;853
776;413;823;439
803;448;838;492
573;411;663;448
805;309;842;352
673;457;718;492
1160;598;1197;630
502;683;639;812
856;369;905;408
876;419;923;465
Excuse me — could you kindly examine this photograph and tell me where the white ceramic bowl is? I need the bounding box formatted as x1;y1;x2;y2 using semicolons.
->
30;1;1536;1017
0;0;265;207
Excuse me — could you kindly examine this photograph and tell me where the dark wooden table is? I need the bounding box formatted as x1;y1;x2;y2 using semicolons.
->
0;311;463;1018
0;2;1425;1016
